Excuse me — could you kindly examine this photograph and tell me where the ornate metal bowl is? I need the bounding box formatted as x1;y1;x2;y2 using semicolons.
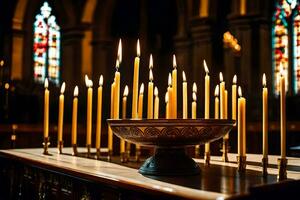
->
108;119;235;176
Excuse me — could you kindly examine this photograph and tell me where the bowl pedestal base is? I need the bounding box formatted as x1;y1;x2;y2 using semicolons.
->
139;147;200;176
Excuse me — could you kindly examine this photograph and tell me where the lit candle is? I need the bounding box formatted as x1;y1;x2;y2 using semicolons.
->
71;86;79;145
85;75;93;147
238;86;246;157
136;83;144;151
165;92;169;119
167;73;173;118
219;72;225;119
262;73;268;158
121;85;129;154
108;81;115;152
154;87;159;119
224;89;229;140
204;60;210;153
57;82;66;143
232;75;237;121
44;78;49;138
182;71;188;119
147;60;154;119
215;85;219;119
280;66;286;159
138;83;145;119
96;75;103;150
192;92;197;119
132;39;140;118
172;55;177;118
114;60;120;119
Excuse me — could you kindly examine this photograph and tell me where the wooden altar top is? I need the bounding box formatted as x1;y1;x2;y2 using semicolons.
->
0;148;300;200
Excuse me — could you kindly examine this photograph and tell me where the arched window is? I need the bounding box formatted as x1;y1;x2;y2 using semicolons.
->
272;0;300;95
33;2;60;85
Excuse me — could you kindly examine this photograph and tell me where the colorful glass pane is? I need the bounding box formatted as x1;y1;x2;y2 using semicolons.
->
293;5;300;94
272;0;291;95
33;2;60;85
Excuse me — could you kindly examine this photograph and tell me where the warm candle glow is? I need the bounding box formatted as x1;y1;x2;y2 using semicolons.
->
173;54;177;69
149;54;153;69
219;72;223;82
168;73;172;86
215;85;219;96
60;82;66;94
139;83;144;94
118;39;122;63
99;75;103;86
44;78;48;88
238;86;242;97
262;73;266;87
116;59;120;71
123;85;129;97
149;69;153;82
233;74;237;84
85;75;89;87
203;60;209;74
165;92;169;103
193;92;197;102
193;82;197;93
182;71;186;82
154;87;158;97
74;86;79;96
137;39;140;57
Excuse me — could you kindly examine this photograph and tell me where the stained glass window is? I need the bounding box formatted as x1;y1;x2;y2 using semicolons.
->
33;2;60;85
293;4;300;94
272;0;291;95
272;0;300;95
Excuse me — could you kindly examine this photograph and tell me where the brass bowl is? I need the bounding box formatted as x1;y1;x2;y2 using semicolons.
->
108;119;234;147
107;119;235;176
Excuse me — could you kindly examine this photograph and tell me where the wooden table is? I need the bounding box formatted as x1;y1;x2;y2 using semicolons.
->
0;148;299;200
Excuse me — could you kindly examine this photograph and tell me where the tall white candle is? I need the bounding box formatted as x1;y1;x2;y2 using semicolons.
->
232;75;237;121
132;39;140;118
204;60;210;154
96;75;103;150
154;87;159;119
219;72;225;119
71;86;79;145
238;86;246;157
58;82;65;143
262;73;268;158
44;78;49;138
280;66;286;159
182;71;188;119
85;75;93;146
147;68;154;119
172;55;177;118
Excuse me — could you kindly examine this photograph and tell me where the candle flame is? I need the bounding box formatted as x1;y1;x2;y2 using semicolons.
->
60;82;66;94
193;82;197;93
173;54;177;69
44;78;48;88
149;69;153;81
85;75;89;86
137;39;140;57
149;54;153;69
89;80;93;87
165;92;169;103
118;39;122;64
233;74;237;84
139;83;144;94
123;85;129;97
262;73;266;87
182;71;186;82
203;60;209;74
193;92;197;102
99;75;103;86
168;73;172;86
219;72;223;82
5;83;9;90
154;86;158;96
74;86;79;97
115;59;120;70
238;86;242;97
214;85;219;97
0;60;4;67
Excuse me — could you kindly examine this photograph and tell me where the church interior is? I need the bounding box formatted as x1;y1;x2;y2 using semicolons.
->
0;0;300;199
